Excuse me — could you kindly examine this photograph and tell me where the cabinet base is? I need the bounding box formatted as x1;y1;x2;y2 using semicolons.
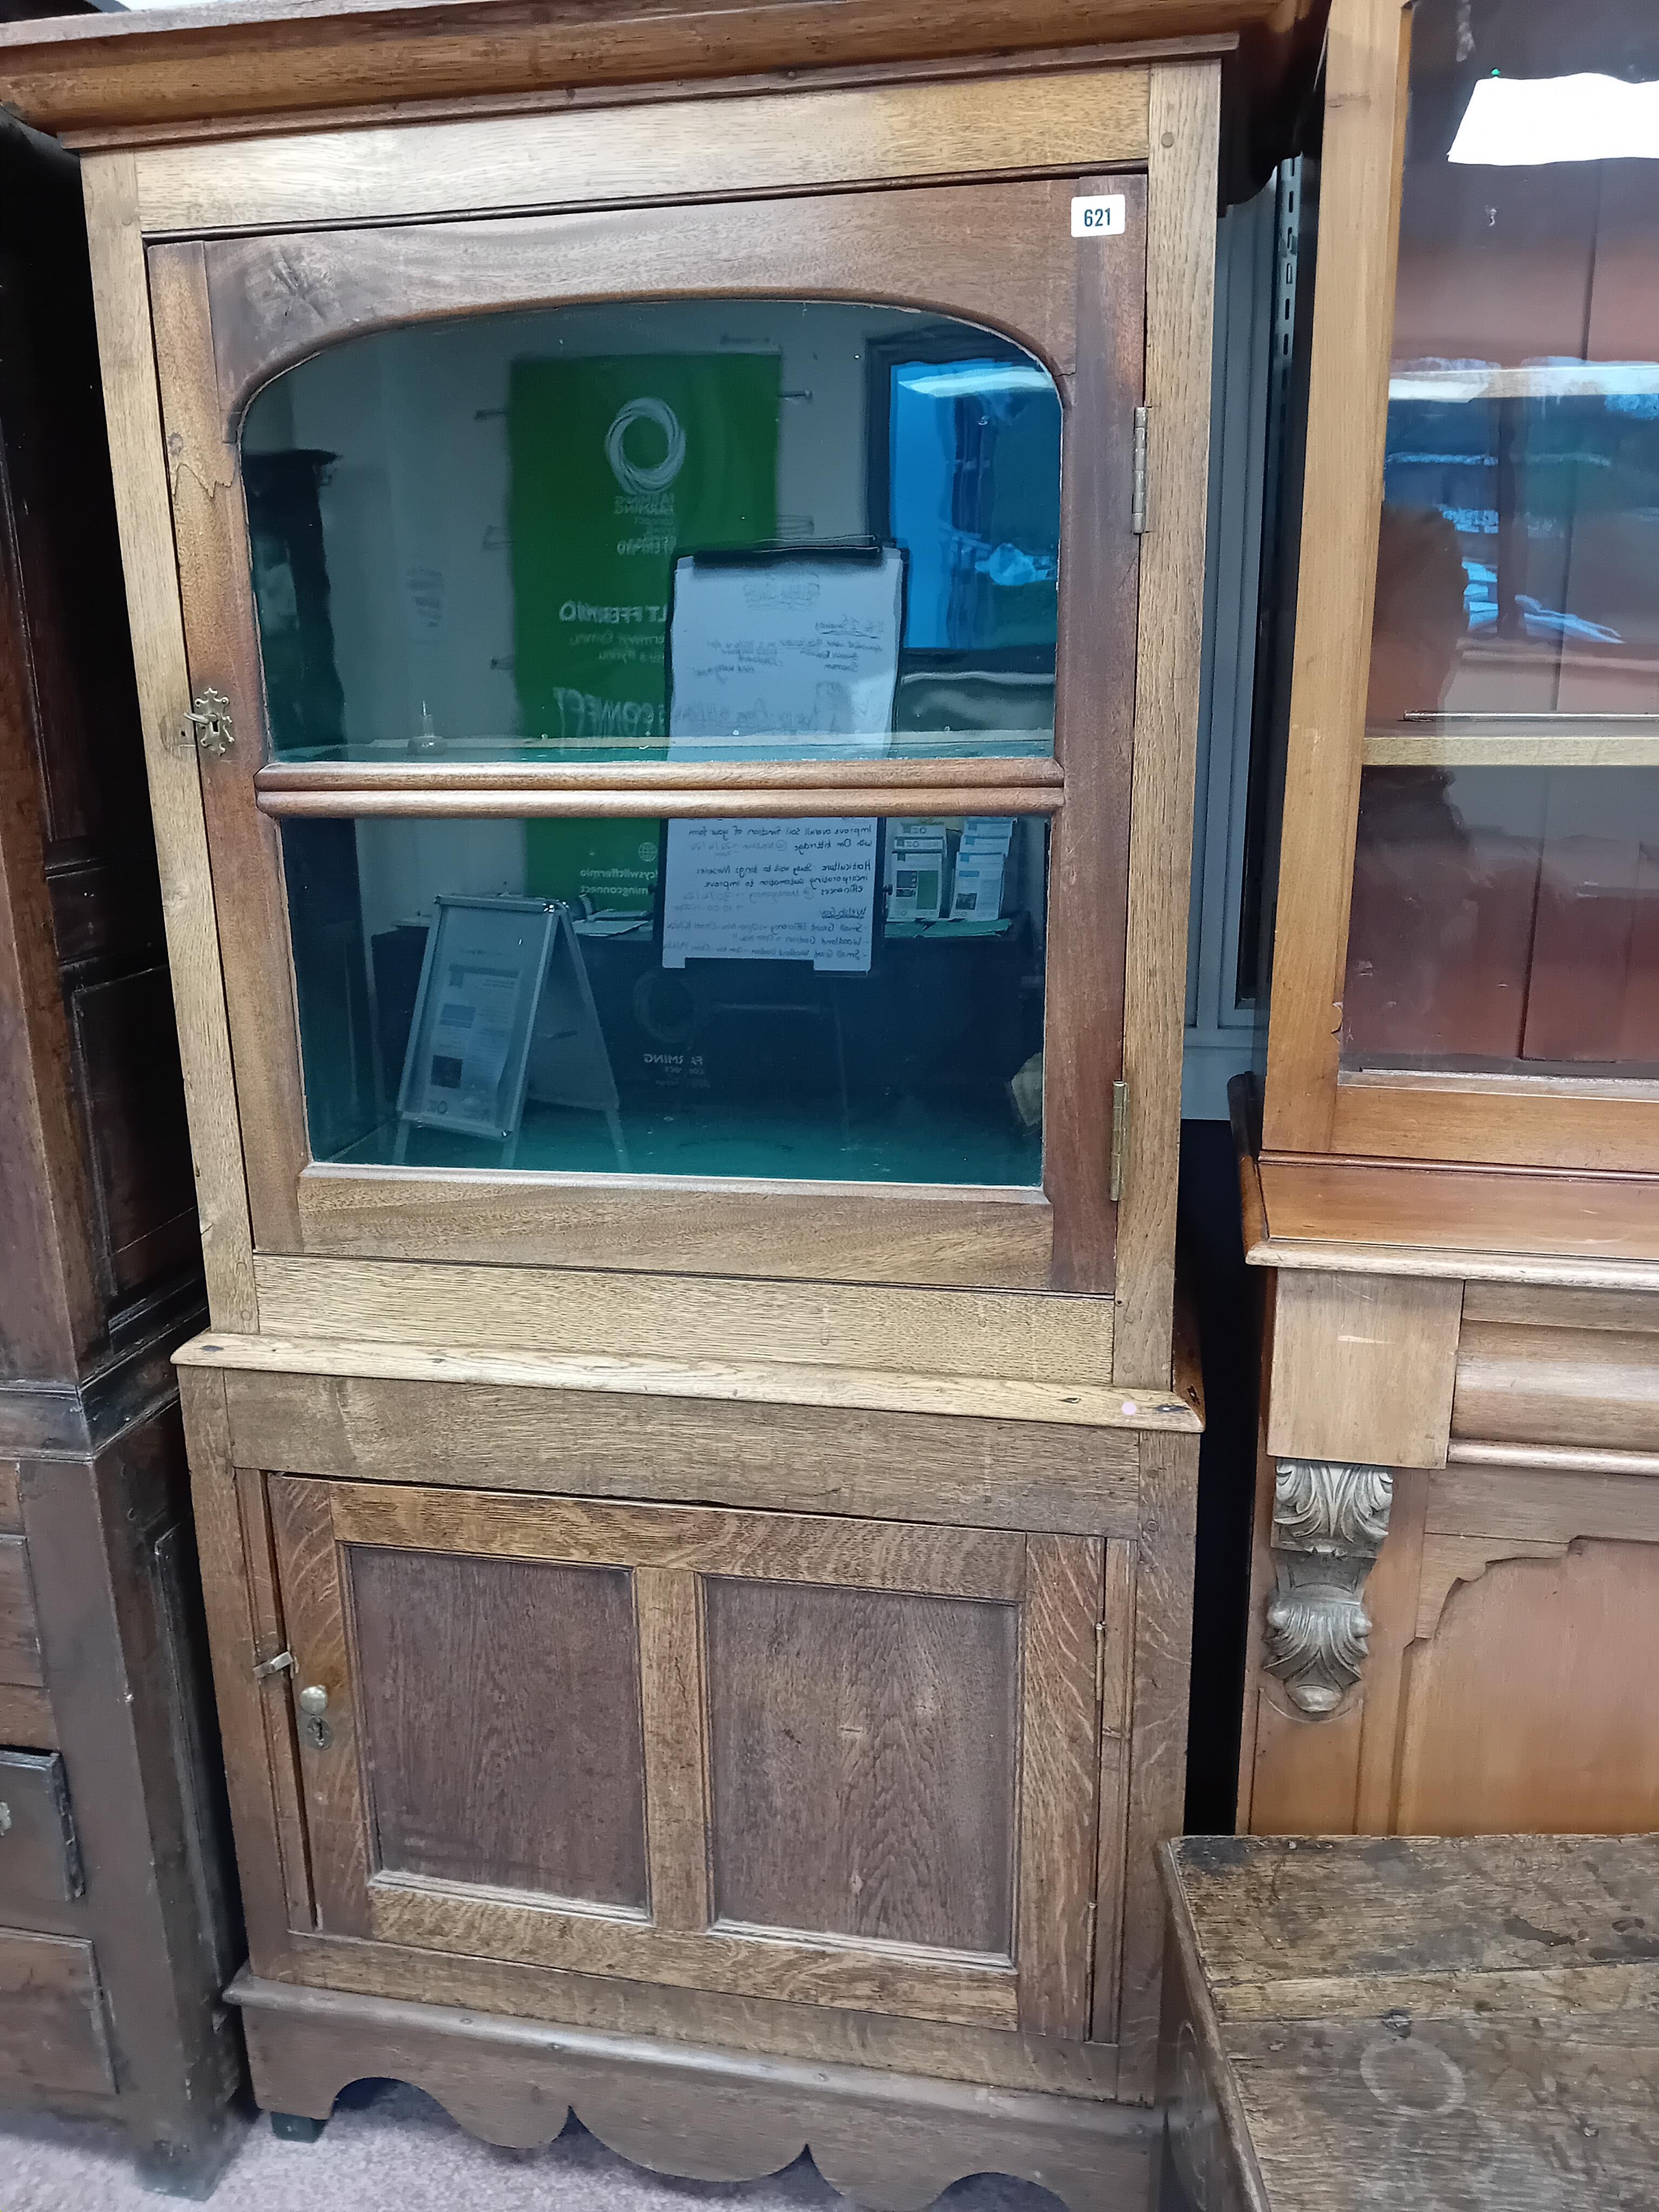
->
228;1970;1159;2212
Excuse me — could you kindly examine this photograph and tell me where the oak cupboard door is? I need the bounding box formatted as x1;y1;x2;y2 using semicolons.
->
264;1477;1105;2036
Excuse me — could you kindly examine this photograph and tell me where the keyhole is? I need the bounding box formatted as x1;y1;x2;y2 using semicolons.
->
304;1716;333;1751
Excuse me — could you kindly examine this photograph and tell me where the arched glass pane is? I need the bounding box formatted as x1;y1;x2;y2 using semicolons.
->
243;299;1063;793
259;300;1058;1183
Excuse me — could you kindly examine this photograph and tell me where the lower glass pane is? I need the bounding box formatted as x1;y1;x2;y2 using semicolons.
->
1343;764;1659;1076
284;813;1047;1185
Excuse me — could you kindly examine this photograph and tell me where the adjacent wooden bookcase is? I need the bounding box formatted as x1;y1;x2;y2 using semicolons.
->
0;112;242;2192
0;1;1318;2198
1239;0;1659;1841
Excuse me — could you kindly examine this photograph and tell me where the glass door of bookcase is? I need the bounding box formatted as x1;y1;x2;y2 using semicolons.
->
1343;0;1659;1106
151;173;1146;1288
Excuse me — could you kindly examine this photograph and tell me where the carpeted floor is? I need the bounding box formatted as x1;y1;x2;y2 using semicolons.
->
2;2081;1062;2211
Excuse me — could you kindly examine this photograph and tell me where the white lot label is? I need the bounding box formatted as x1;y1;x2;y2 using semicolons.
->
1071;194;1127;239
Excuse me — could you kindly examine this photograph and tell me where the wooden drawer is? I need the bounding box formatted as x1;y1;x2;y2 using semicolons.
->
0;1534;44;1688
0;1927;114;2095
0;1750;82;1905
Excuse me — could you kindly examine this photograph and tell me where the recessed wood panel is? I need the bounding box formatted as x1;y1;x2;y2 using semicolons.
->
0;1534;43;1688
349;1546;648;1911
68;964;196;1295
1396;1539;1659;1837
0;1930;113;2095
704;1578;1018;1957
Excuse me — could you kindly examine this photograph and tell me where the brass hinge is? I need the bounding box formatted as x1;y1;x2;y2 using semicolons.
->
252;1649;294;1682
1110;1081;1129;1203
1130;407;1149;535
177;686;234;756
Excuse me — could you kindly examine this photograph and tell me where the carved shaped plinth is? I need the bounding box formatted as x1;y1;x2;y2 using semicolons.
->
1263;1459;1393;1718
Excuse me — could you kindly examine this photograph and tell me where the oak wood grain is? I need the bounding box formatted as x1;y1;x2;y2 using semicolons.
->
215;1361;1147;1538
284;1922;1122;2098
0;1683;55;1750
1016;1534;1103;2039
79;152;255;1331
0;0;1278;139
203;182;1079;422
1331;1076;1659;1178
1163;1834;1659;2212
258;757;1066;796
258;782;1057;821
1172;1830;1659;1990
1459;1282;1659;1336
1260;0;1411;1153
350;1545;650;1909
635;1567;711;1935
267;1474;370;1938
236;1462;316;1937
230;1967;1153;2212
148;238;308;1255
294;1166;1056;1294
1267;1268;1462;1469
1413;1534;1574;1643
0;1533;43;1688
130;66;1149;234
368;1877;1018;2029
1448;1437;1659;1480
1452;1322;1659;1452
200;1316;1173;1431
0;1931;114;2097
1038;164;1144;1300
1111;61;1220;1381
1116;1427;1196;2098
1090;1536;1134;2047
180;1362;300;1970
705;1578;1019;1957
1396;1541;1659;1836
324;1482;1027;1603
1256;1154;1659;1275
1426;1463;1659;1549
251;1254;1117;1389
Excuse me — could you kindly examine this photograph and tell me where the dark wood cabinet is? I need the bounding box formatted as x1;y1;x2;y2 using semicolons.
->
0;112;242;2190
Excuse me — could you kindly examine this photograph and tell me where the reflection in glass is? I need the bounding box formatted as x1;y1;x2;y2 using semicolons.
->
285;814;1048;1186
243;300;1062;779
1345;0;1659;1077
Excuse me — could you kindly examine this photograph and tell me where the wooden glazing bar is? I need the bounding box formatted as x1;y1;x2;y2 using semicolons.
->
256;785;1061;820
256;756;1063;793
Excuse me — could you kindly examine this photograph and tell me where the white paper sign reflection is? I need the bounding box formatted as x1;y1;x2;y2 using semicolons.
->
661;817;879;974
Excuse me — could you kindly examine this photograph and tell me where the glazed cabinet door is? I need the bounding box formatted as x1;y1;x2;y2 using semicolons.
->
149;155;1146;1296
265;1477;1103;2036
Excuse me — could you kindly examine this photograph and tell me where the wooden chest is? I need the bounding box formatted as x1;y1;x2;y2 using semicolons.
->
1158;1832;1659;2212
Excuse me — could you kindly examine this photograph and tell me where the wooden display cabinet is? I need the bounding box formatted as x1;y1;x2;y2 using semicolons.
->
0;2;1318;2201
1238;0;1659;1839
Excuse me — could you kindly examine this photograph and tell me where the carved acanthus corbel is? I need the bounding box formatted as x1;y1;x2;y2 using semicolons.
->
1263;1458;1394;1718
